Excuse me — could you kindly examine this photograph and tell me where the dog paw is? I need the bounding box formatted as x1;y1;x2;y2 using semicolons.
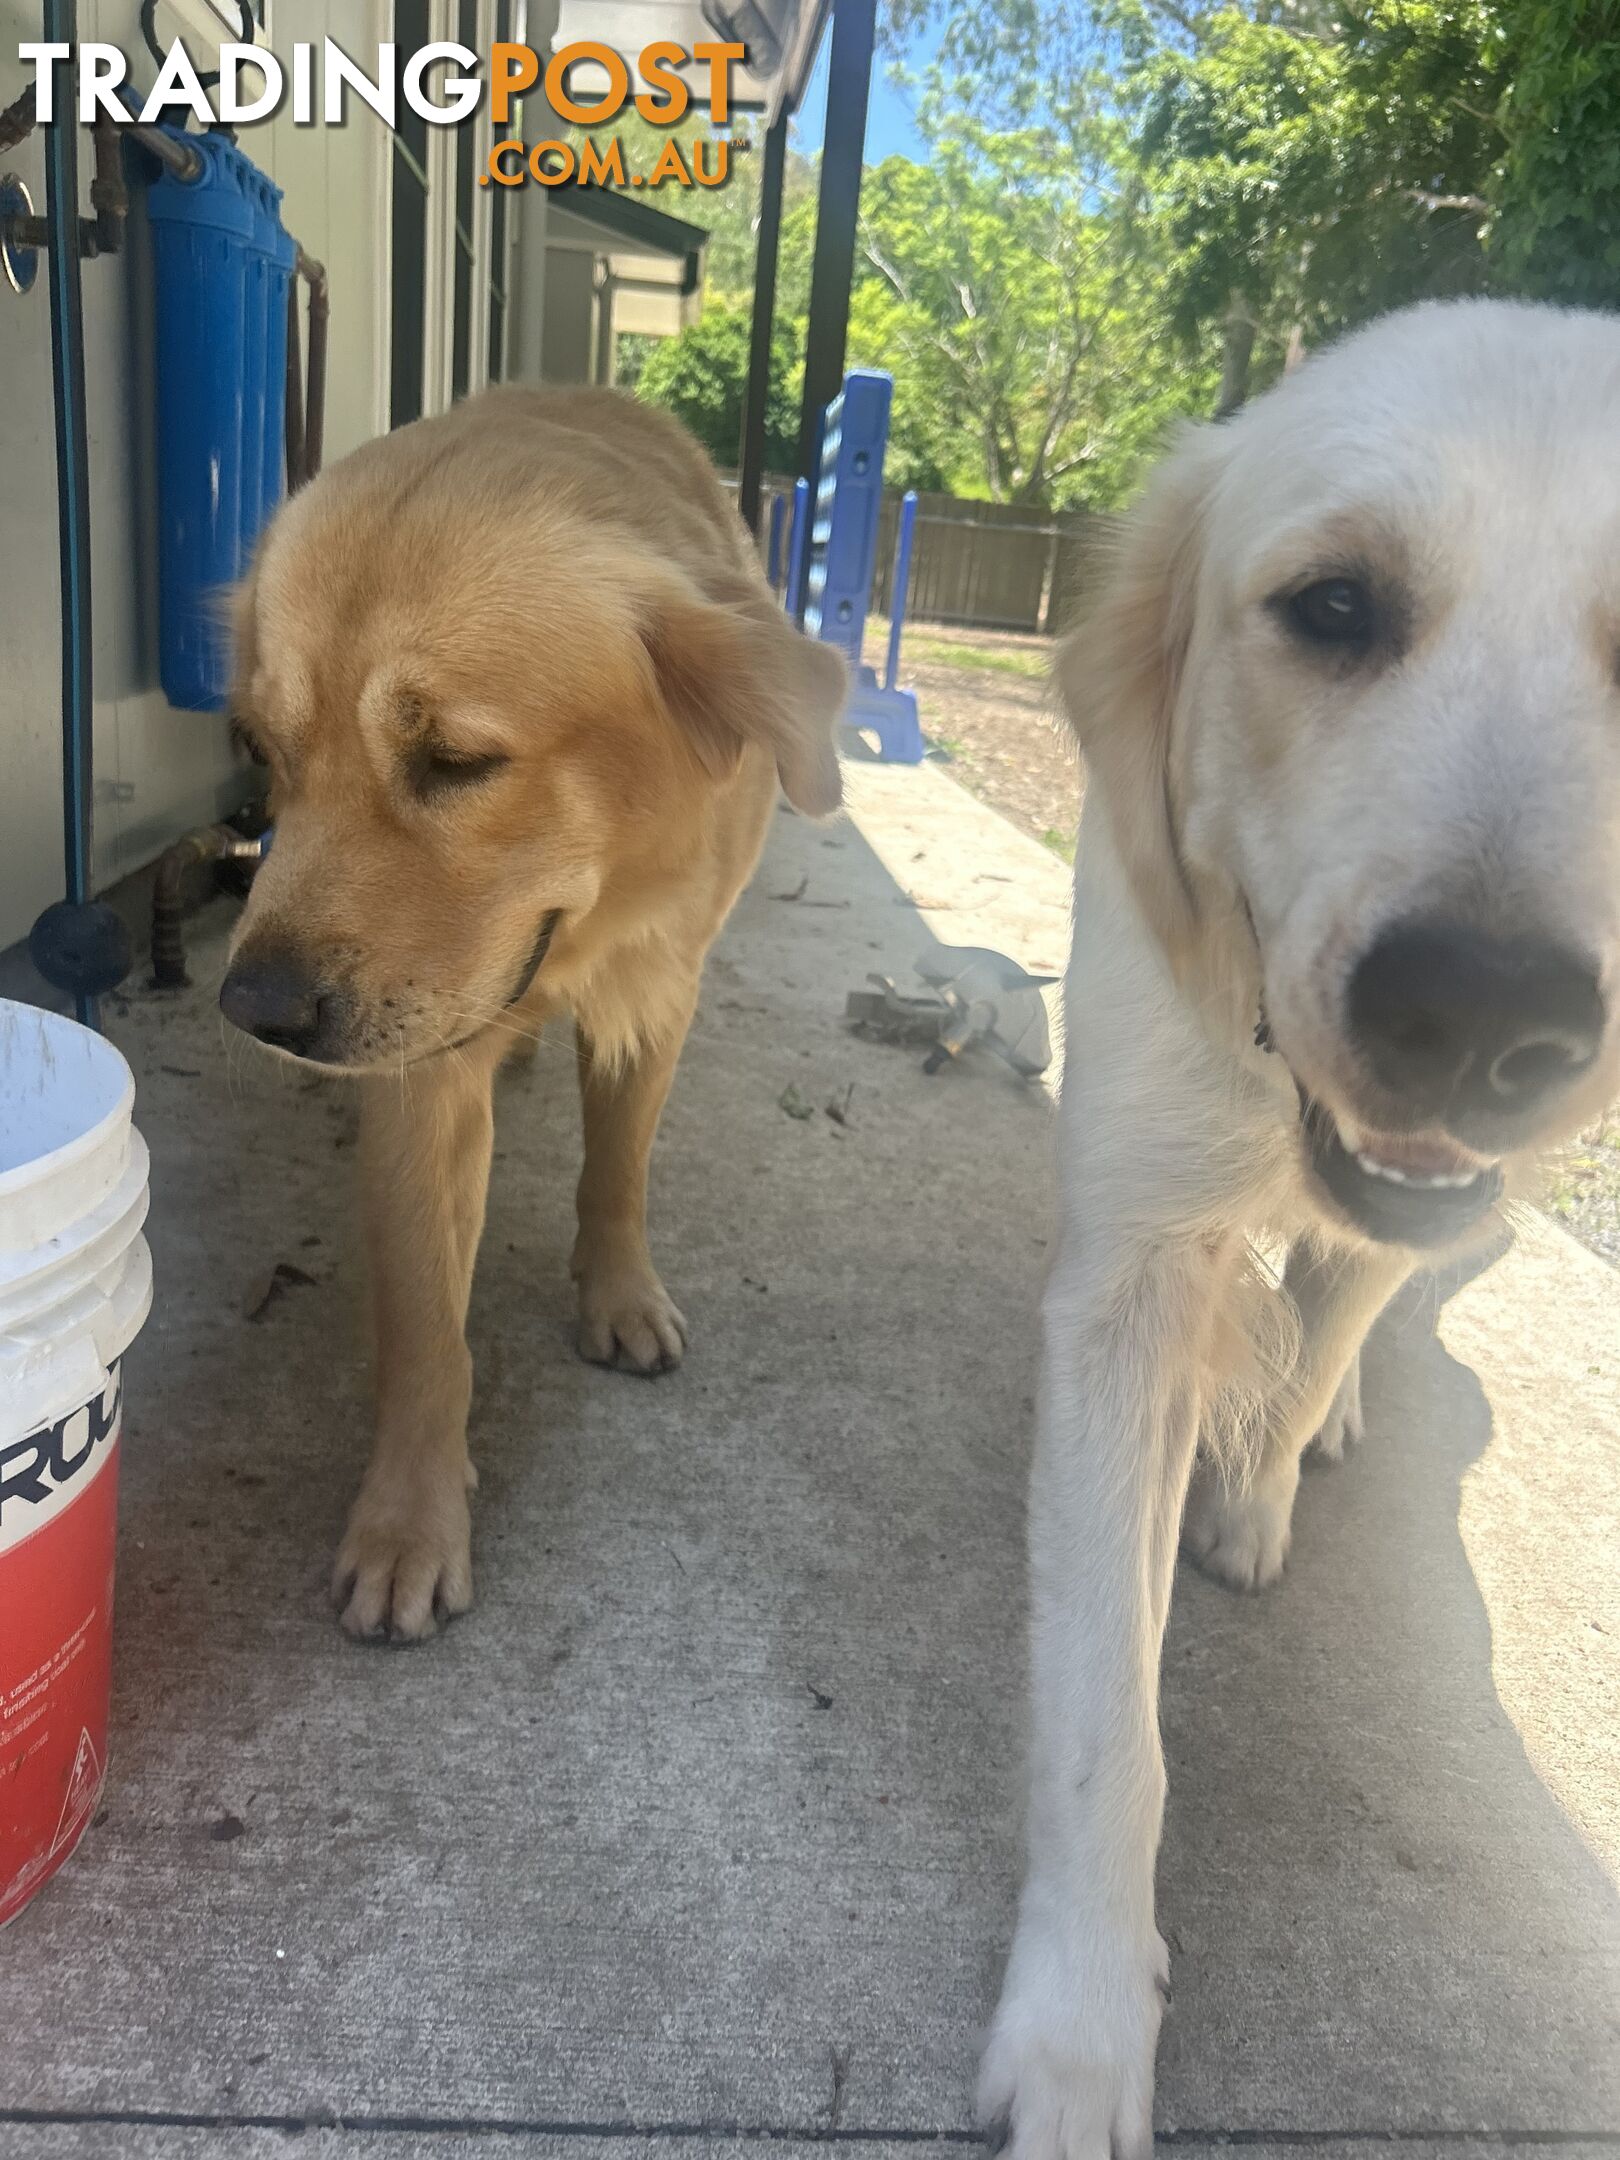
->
576;1264;687;1374
1311;1355;1364;1464
980;1923;1166;2160
333;1474;473;1642
1181;1459;1296;1592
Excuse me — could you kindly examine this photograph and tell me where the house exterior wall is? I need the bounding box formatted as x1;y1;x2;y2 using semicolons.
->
539;244;597;383
0;0;529;951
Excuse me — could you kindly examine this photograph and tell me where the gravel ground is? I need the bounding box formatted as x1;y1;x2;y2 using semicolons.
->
866;614;1620;1269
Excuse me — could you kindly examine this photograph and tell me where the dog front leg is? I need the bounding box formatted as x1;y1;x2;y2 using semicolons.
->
572;988;698;1375
333;1034;504;1640
982;1244;1214;2160
1182;1239;1408;1591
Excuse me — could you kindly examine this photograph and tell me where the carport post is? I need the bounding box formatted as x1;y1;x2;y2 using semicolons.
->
795;0;877;483
737;107;789;537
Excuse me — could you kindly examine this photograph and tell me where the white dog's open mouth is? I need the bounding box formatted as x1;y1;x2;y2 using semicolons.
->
1297;1090;1504;1247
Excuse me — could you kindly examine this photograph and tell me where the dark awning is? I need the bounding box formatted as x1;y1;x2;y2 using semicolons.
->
553;0;829;119
546;186;709;335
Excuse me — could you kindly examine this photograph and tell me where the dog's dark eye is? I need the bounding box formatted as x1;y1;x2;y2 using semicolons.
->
1282;577;1375;648
412;745;510;799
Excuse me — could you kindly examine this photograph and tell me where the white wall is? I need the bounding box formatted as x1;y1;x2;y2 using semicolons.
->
504;0;560;385
0;0;775;953
0;0;518;951
253;0;395;464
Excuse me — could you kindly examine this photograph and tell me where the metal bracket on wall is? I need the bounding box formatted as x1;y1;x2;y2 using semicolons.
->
1;173;38;294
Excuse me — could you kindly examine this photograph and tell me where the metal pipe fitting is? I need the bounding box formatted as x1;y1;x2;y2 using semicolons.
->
150;824;265;988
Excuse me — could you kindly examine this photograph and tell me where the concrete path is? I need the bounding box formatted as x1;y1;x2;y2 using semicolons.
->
2;760;1616;2156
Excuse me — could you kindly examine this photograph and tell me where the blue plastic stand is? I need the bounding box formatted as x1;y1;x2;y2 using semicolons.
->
785;476;811;627
801;370;923;763
765;490;787;594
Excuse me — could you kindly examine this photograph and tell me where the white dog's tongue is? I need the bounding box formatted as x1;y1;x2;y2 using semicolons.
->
1334;1115;1489;1189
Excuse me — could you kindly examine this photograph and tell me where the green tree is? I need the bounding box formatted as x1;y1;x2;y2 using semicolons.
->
1133;4;1505;391
880;0;1620;407
1493;2;1620;309
1128;1;1620;394
848;94;1211;505
637;0;1620;506
635;301;803;471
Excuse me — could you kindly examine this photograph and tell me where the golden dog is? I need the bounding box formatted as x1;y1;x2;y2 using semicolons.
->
222;388;846;1640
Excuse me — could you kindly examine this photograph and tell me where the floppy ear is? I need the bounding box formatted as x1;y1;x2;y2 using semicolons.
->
1058;422;1228;968
226;564;258;681
642;573;848;817
223;566;262;758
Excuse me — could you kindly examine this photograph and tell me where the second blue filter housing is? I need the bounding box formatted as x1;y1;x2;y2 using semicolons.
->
146;130;295;712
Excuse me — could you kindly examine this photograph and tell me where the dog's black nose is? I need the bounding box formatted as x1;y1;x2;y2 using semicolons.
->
1349;920;1604;1123
220;951;333;1058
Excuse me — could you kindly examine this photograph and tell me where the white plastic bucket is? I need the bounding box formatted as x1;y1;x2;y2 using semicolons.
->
0;998;151;1926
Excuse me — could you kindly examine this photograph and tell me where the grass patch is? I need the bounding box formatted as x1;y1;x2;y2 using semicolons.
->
1041;827;1077;863
906;634;1050;681
866;614;1052;681
1546;1119;1620;1209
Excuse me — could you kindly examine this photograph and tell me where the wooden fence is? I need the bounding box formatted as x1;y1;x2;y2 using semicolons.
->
872;491;1097;637
731;474;1102;638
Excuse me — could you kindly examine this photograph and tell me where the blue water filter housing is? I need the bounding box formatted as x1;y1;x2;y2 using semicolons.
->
147;131;294;712
238;169;272;552
240;163;294;561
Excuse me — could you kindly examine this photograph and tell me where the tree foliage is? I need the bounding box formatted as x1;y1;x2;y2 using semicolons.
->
1493;2;1620;308
1122;0;1620;384
849;105;1214;501
634;302;803;474
628;0;1620;502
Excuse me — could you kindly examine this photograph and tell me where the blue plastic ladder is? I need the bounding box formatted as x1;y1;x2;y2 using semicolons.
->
801;371;924;763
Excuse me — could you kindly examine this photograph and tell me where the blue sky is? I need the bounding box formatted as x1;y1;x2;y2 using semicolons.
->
790;25;938;164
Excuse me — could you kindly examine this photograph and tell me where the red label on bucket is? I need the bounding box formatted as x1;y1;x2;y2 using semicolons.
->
0;1363;122;1927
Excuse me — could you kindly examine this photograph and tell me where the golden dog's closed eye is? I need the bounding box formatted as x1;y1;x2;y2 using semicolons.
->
231;716;269;767
408;741;511;799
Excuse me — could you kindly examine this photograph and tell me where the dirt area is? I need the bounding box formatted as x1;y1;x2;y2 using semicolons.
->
862;616;1081;859
862;613;1620;1270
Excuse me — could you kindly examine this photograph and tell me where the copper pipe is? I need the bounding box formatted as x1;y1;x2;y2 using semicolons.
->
0;83;36;155
151;824;264;988
299;248;328;481
88;112;126;256
2;92;196;256
113;85;204;182
2;81;204;181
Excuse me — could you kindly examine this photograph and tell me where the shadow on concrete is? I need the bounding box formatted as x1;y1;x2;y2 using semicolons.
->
1;783;1614;2146
1159;1258;1620;2131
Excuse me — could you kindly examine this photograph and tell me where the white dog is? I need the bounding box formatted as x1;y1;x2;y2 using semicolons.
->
981;300;1620;2157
